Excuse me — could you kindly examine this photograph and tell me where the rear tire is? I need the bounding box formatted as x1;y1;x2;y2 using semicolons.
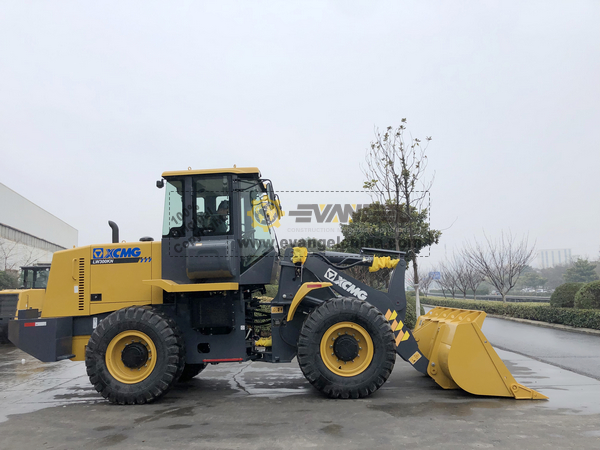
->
297;297;396;399
85;306;184;404
178;363;207;382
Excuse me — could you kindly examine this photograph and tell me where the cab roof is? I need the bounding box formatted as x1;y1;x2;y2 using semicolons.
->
162;167;261;177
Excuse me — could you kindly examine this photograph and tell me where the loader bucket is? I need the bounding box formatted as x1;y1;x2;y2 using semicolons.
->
412;307;547;400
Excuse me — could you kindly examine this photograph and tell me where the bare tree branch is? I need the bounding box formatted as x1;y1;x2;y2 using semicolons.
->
463;231;535;303
0;238;46;272
438;261;458;299
407;267;433;296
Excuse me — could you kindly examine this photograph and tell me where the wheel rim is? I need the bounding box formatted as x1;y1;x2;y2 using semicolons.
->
320;322;374;377
105;330;157;384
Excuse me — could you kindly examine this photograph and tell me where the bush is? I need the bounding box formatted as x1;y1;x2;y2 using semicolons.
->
550;282;585;308
404;296;426;330
423;297;600;330
574;281;600;310
265;284;279;298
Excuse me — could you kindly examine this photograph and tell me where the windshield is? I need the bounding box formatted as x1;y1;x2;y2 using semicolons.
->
19;267;50;289
239;179;277;271
33;268;49;288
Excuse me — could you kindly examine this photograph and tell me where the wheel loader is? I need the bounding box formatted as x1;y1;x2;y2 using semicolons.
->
8;167;547;403
0;263;50;343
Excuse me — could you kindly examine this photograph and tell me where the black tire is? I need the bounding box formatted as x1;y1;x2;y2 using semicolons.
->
297;297;396;399
178;363;207;382
85;306;185;405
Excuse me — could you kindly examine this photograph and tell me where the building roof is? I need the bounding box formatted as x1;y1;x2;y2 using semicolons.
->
0;183;78;249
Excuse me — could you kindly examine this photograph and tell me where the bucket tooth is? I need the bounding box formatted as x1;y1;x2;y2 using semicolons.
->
413;307;548;400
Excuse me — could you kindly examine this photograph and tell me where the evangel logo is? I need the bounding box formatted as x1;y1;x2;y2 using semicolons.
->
324;268;368;300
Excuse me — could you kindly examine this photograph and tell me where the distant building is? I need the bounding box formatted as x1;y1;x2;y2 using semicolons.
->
0;183;77;271
537;249;573;269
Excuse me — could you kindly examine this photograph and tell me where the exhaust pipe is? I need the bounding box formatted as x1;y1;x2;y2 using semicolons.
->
108;221;119;243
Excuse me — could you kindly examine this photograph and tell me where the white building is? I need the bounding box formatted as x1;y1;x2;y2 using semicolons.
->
537;249;573;269
0;183;77;271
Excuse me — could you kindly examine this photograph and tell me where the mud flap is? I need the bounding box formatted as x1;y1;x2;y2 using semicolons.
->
412;307;548;400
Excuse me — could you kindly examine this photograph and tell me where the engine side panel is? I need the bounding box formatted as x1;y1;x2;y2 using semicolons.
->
41;243;159;318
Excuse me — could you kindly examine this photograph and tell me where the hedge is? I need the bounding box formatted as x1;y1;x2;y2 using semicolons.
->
550;282;585;308
404;297;425;330
422;297;600;330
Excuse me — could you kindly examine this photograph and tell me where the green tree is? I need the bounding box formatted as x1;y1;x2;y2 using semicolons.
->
540;264;571;290
564;259;599;283
336;203;440;292
0;270;19;290
518;272;548;289
336;203;440;257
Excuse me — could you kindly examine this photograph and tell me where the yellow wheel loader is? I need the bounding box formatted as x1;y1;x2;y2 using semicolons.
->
8;167;547;403
0;264;50;343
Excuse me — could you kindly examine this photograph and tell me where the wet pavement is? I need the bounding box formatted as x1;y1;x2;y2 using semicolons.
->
423;305;600;380
1;335;600;450
480;316;600;381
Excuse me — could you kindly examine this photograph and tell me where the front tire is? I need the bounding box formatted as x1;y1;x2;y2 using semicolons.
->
85;306;184;404
297;297;396;399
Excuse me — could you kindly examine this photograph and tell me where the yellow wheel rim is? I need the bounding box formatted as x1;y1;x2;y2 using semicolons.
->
320;322;374;377
105;330;157;384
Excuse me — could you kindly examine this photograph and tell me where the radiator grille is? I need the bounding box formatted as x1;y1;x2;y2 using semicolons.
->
0;293;19;319
78;258;85;311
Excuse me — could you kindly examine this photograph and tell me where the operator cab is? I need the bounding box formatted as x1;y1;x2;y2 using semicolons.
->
19;264;51;289
158;167;280;286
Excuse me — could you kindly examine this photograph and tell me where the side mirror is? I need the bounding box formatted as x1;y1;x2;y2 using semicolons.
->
261;178;283;215
156;179;165;189
266;182;275;203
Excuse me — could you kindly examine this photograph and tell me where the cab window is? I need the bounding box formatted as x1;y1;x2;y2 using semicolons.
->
162;179;184;237
194;176;231;236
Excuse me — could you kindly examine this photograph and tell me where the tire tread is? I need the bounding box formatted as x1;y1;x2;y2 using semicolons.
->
297;297;395;399
85;306;184;405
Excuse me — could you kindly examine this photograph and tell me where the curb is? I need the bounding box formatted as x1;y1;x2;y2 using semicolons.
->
422;304;600;336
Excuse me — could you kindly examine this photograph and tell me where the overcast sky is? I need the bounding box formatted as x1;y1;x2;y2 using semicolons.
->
1;1;598;268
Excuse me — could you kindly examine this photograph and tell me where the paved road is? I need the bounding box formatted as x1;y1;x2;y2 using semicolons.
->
481;316;600;381
1;334;600;449
424;305;600;380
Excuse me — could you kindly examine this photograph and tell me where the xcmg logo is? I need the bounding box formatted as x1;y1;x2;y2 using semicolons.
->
324;268;368;300
289;204;368;224
92;247;141;259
